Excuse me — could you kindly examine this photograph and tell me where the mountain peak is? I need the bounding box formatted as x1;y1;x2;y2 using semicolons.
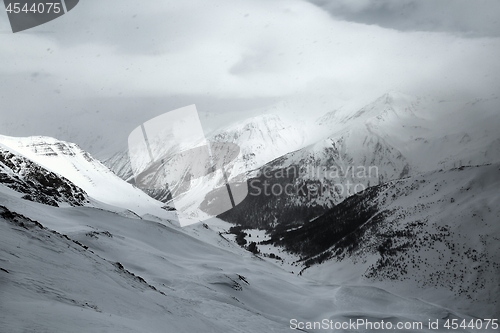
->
380;91;415;104
0;135;89;160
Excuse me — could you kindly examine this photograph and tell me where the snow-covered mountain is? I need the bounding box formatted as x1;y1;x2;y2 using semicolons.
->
0;144;88;207
361;93;500;172
216;92;499;227
209;92;500;317
106;113;309;180
102;92;500;231
314;92;500;173
210;113;309;175
216;125;411;229
1;141;475;332
0;135;176;221
103;113;311;223
266;163;500;318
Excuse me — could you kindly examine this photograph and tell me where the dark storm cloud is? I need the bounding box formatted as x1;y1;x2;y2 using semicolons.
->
307;0;500;37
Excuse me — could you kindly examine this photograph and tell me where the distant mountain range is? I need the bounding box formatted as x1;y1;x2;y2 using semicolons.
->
216;93;499;227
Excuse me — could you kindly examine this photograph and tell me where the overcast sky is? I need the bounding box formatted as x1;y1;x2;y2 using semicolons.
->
0;0;499;157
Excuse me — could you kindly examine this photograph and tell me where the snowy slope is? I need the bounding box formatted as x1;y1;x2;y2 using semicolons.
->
361;94;500;172
0;135;177;222
105;149;135;182
210;114;309;176
0;188;478;332
0;205;228;333
0;144;88;207
313;92;500;174
269;163;500;318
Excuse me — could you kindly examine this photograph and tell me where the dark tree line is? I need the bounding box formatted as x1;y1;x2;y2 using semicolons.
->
264;186;382;260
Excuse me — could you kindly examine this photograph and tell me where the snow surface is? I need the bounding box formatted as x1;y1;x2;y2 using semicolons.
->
0;187;479;333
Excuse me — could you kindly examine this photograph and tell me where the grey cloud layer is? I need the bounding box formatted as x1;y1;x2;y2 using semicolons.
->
0;0;499;156
307;0;500;37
